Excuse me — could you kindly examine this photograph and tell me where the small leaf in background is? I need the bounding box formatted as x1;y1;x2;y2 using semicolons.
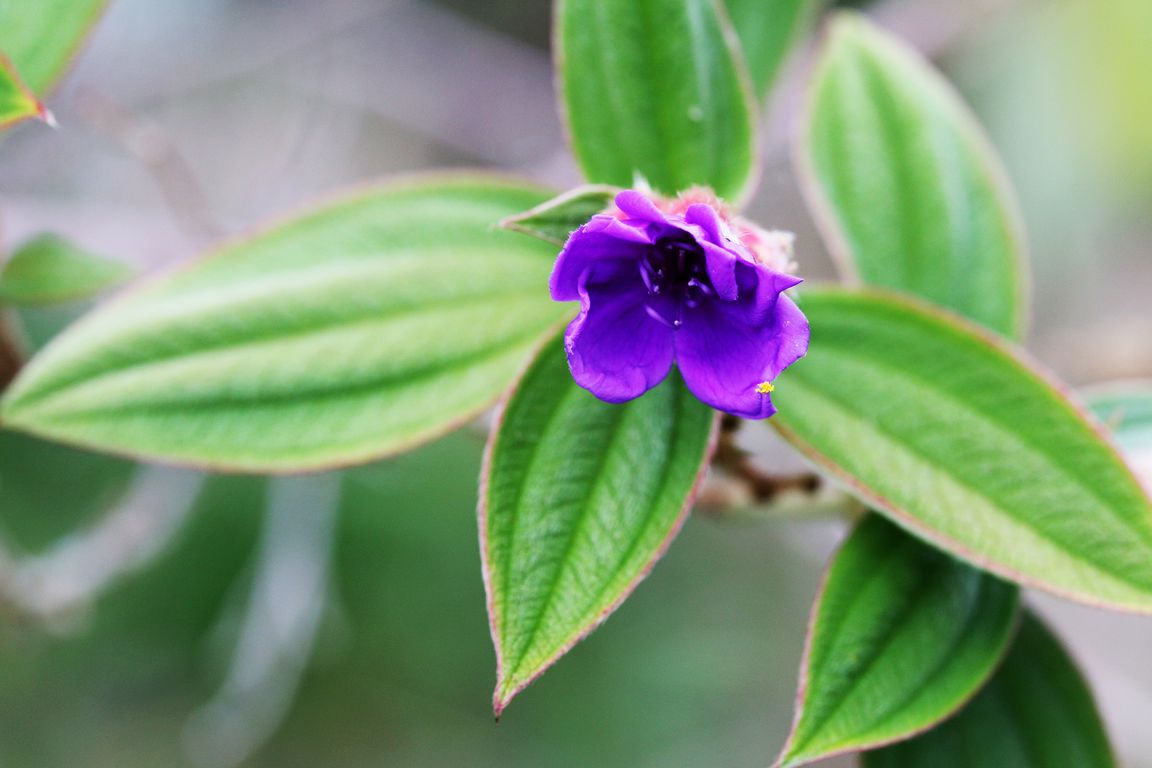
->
0;53;50;130
799;13;1027;338
482;334;718;715
723;0;823;99
1;176;571;472
775;514;1018;768
772;289;1152;614
1086;385;1152;488
0;234;132;305
863;612;1117;768
501;185;618;246
558;0;759;202
0;0;108;95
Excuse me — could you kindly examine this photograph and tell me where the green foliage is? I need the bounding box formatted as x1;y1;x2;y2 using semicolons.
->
0;235;132;305
864;613;1116;768
557;0;758;201
800;13;1026;337
0;176;570;472
0;54;46;130
773;289;1152;613
776;515;1018;768
723;0;822;98
501;185;618;246
0;431;136;553
482;335;717;714
0;0;107;95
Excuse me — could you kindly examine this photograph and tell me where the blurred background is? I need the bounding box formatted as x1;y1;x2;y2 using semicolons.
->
0;0;1149;765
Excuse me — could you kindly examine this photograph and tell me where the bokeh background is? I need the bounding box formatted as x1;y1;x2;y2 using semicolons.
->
0;0;1149;766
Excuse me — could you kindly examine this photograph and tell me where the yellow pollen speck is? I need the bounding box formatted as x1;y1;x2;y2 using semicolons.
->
755;381;775;394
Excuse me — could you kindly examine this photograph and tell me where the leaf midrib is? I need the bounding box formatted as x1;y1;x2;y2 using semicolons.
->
787;371;1152;595
9;286;552;411
808;332;1149;539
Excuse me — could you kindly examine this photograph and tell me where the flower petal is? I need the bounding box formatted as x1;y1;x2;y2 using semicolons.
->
566;277;675;403
551;215;654;301
675;293;809;418
614;190;666;223
699;241;739;301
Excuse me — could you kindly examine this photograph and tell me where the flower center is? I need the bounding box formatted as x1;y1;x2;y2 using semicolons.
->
639;236;714;329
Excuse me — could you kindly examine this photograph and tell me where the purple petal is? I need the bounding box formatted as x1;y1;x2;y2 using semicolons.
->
674;293;809;419
566;277;675;403
551;215;653;301
699;241;739;301
683;203;726;243
614;190;666;223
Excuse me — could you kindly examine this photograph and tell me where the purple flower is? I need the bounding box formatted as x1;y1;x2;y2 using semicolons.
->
550;190;809;419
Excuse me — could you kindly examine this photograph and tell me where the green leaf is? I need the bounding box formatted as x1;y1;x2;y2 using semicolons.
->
501;185;619;246
0;234;132;305
0;53;49;130
776;514;1019;768
863;612;1116;768
557;0;759;201
0;0;107;95
772;288;1152;613
1;176;571;472
482;334;718;715
798;13;1027;338
724;0;822;98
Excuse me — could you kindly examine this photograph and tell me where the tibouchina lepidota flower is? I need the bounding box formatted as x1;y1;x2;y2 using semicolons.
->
550;189;809;419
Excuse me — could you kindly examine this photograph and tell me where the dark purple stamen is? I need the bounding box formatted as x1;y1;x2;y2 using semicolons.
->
639;236;714;328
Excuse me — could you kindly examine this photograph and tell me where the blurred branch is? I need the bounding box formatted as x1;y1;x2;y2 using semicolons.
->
184;473;341;768
74;91;224;246
0;465;204;625
697;415;862;520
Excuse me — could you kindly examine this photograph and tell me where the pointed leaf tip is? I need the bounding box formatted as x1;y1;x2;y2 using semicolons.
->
799;11;1027;338
776;515;1018;768
0;53;49;131
483;335;718;711
1;176;570;472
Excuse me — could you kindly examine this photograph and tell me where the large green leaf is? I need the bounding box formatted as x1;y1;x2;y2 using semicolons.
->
557;0;759;201
775;515;1018;768
772;289;1152;613
482;335;718;715
1;176;570;472
724;0;822;98
0;0;107;95
798;13;1026;338
0;53;48;130
863;612;1116;768
0;234;132;305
